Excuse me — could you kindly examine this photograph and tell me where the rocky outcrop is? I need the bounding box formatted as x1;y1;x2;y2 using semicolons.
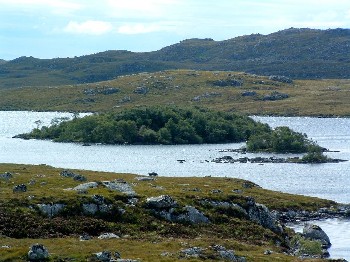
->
60;169;87;182
146;195;209;224
269;75;293;84
82;194;116;215
211;79;243;87
303;224;331;248
176;206;210;224
28;244;49;261
246;197;283;234
37;203;66;218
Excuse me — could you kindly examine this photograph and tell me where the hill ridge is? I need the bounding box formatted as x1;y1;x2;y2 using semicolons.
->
1;27;349;88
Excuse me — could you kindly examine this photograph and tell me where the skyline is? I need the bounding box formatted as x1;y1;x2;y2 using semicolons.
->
1;0;349;60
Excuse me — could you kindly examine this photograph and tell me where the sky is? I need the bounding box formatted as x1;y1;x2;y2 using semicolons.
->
0;0;349;60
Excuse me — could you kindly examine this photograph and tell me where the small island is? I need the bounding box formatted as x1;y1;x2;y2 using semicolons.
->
16;106;338;163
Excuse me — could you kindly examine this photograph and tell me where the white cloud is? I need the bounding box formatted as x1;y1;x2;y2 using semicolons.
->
64;20;113;35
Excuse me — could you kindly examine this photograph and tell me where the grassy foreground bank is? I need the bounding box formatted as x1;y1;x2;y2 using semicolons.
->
0;163;336;261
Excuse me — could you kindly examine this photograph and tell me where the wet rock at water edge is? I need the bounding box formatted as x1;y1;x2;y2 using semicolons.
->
28;243;49;261
302;224;331;248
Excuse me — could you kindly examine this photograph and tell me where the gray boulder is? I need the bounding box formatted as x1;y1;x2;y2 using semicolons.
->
28;244;49;261
303;224;331;248
146;195;178;209
37;203;66;218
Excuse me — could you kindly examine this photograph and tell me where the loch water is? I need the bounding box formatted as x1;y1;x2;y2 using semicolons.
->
1;111;350;260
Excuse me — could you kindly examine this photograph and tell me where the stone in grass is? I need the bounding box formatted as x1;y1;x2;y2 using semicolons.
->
28;243;49;261
13;184;27;193
0;172;12;180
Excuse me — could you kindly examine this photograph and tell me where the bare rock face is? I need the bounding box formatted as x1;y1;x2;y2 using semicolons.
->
303;224;331;248
28;244;49;261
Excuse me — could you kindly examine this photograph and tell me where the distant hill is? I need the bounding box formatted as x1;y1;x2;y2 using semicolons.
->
1;28;349;88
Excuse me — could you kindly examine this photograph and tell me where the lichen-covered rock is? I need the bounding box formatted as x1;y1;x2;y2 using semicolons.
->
303;224;331;248
28;243;49;261
146;195;178;210
37;203;66;218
